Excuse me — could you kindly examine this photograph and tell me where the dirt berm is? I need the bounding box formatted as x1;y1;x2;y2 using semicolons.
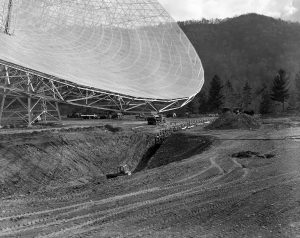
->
206;112;261;130
0;127;154;196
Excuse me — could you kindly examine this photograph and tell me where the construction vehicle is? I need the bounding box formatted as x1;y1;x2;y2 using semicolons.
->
147;114;166;125
106;165;132;179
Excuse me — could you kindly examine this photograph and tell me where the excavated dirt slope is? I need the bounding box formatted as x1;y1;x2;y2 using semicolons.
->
0;119;300;238
0;127;154;196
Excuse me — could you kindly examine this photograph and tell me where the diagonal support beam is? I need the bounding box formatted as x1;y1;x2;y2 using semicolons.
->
0;60;193;127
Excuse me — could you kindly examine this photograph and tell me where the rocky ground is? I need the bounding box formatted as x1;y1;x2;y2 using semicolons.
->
0;117;299;237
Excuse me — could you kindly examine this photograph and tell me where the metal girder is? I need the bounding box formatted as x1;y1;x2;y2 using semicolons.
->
0;60;193;126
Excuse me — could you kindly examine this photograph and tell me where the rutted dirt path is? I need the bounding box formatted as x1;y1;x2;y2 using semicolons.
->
0;122;300;237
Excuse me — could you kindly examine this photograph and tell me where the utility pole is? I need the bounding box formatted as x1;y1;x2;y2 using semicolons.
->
4;0;13;35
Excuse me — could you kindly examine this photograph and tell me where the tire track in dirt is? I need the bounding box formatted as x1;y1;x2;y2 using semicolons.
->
46;174;300;236
2;132;300;238
2;171;300;237
60;174;300;237
231;157;250;179
30;192;250;238
0;187;161;223
175;155;224;184
0;157;238;227
0;179;246;237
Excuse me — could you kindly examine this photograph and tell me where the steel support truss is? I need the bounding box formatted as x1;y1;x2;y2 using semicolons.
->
0;60;194;127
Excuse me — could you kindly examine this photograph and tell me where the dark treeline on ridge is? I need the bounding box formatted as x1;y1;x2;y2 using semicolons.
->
178;13;300;114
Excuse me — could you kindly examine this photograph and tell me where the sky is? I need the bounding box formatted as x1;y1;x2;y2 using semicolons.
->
158;0;300;22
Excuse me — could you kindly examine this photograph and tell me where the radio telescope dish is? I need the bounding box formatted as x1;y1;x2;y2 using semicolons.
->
0;0;204;126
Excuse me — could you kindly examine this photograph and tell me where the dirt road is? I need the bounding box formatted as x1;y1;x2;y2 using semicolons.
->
0;119;299;237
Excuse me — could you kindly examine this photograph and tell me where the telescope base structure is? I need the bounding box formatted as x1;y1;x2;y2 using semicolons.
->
0;61;193;127
0;95;61;128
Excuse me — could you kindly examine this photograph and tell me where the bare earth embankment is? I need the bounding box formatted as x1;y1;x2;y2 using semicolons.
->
0;118;300;237
0;126;154;196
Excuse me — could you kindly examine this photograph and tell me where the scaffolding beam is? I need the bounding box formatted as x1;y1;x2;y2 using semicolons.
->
0;61;193;127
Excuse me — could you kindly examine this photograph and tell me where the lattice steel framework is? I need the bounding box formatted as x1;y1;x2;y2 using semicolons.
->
0;0;204;126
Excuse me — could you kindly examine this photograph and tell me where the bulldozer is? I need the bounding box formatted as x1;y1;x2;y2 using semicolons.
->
106;165;132;179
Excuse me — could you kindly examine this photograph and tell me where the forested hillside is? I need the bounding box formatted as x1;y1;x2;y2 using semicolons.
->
179;14;300;113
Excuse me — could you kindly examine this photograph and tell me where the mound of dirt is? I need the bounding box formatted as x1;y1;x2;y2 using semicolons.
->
206;112;261;130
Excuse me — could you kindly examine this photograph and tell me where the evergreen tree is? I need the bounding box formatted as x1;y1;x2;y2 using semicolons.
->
260;90;272;114
223;80;235;109
188;96;200;114
256;83;268;97
208;75;223;112
198;91;208;113
271;69;289;112
295;72;300;106
234;88;243;109
288;92;297;111
242;81;252;110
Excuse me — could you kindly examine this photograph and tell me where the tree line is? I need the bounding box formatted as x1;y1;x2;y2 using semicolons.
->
177;14;300;116
182;69;300;115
